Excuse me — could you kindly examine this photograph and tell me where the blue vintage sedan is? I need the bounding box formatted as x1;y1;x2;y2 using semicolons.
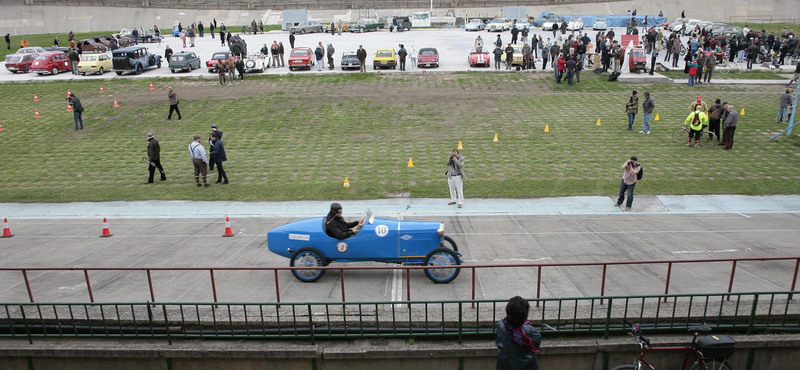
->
267;211;461;283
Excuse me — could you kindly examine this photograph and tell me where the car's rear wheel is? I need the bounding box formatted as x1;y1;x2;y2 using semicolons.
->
135;64;143;74
171;68;175;73
98;67;104;75
290;248;327;282
442;235;458;252
359;28;364;33
81;72;86;76
24;67;30;73
115;71;123;76
52;67;59;74
289;66;293;71
424;247;460;284
300;29;305;34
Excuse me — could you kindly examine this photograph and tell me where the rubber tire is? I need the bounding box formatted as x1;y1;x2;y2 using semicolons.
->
609;366;636;370
116;71;123;76
688;361;737;370
290;247;327;282
443;235;458;252
98;67;104;75
24;66;30;73
377;27;381;31
672;127;688;144
52;67;59;74
81;72;85;76
135;64;142;75
360;28;364;33
157;61;161;68
289;66;293;71
300;29;305;34
171;69;175;73
423;247;461;284
700;132;718;147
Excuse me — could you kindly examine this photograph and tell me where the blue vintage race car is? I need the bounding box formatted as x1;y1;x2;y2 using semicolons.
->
267;211;462;283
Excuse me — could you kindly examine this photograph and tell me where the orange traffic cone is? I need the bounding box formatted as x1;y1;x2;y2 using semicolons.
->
99;218;112;237
149;82;154;90
99;86;104;93
33;93;39;102
113;99;119;108
34;109;40;118
67;89;71;98
67;103;73;112
0;124;4;131
1;218;13;238
222;217;234;237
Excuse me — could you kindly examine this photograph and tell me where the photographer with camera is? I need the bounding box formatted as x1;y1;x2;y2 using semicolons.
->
446;149;466;208
67;92;84;130
616;156;641;211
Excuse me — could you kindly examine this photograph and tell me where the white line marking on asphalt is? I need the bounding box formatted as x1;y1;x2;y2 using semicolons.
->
392;268;404;309
672;249;744;254
463;257;553;263
737;213;753;218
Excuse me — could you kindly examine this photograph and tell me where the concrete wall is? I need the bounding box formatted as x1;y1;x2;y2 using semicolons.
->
1;0;798;35
2;334;800;370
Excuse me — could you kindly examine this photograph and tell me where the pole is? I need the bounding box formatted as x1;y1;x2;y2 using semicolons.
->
786;82;799;136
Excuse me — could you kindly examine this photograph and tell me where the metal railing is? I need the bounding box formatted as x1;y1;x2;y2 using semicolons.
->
2;256;799;307
2;290;799;344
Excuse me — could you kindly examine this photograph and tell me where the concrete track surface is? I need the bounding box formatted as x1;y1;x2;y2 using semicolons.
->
1;211;799;304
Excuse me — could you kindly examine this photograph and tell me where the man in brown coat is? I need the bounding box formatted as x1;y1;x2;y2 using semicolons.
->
167;87;181;120
145;133;166;184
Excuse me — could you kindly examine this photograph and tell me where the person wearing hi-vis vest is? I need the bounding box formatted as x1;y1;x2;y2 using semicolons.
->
685;105;709;148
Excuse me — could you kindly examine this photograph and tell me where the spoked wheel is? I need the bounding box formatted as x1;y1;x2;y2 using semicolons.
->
689;360;738;370
423;247;461;283
672;126;688;144
442;235;458;252
290;248;327;282
700;132;718;147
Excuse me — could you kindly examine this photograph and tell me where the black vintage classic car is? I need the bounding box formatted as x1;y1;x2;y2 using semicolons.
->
112;46;161;75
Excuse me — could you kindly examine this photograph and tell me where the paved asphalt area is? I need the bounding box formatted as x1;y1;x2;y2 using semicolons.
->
1;202;799;305
0;27;789;82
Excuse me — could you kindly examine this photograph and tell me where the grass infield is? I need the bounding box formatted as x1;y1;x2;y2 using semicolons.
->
0;71;797;203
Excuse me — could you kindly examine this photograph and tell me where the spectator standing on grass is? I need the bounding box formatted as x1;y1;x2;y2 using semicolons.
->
327;43;336;70
613;42;623;72
703;53;715;83
167;87;181;120
616;157;641;211
565;56;576;86
279;42;286;67
215;60;227;86
272;41;280;68
410;45;418;70
315;43;324;71
541;41;550;70
145;133;166;184
723;105;739;150
289;33;295;49
494;44;503;70
625;90;639;132
68;92;84;131
555;54;566;83
550;42;560;70
641;92;654;134
788;62;800;86
707;99;724;144
446;149;465;208
687;59;698;86
210;133;228;184
778;88;794;124
601;44;610;72
4;33;9;50
398;44;407;71
68;48;79;75
690;96;709;115
189;135;210;188
357;45;367;72
685;106;708;148
695;53;704;85
496;296;542;370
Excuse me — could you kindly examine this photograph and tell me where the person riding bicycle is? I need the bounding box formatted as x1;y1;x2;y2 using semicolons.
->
685;106;709;148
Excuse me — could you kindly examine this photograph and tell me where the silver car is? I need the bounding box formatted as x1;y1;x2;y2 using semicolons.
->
4;46;46;62
290;20;324;35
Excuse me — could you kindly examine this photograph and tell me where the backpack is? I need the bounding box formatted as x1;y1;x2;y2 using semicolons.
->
636;165;644;180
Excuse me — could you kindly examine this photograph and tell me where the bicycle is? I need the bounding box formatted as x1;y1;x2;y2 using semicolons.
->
611;322;738;370
672;124;718;147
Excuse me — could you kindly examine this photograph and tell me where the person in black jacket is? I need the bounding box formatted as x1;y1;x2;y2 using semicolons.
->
495;296;542;370
235;57;245;80
164;45;173;63
324;203;362;240
493;44;503;70
397;44;407;71
145;133;166;184
289;33;295;49
209;132;228;184
68;92;84;130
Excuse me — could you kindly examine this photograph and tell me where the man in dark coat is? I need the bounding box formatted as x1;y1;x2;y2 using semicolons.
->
68;48;80;74
505;43;514;70
68;92;84;130
289;33;295;49
397;44;407;71
324;203;362;240
210;132;228;184
164;45;173;63
357;45;367;73
494;44;503;70
145;133;166;184
210;21;215;39
5;33;11;50
511;26;519;45
167;87;181;120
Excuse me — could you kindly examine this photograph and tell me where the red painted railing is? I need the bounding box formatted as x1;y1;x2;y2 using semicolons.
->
2;256;799;306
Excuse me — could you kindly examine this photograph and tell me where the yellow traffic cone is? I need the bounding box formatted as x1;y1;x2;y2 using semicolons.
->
740;108;745;115
343;177;350;187
544;124;550;132
596;118;601;126
654;113;660;121
457;141;463;150
407;158;414;167
493;134;499;142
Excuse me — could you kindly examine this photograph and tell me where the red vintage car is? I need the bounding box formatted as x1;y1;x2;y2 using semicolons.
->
5;53;38;73
417;47;439;68
206;51;231;72
78;39;108;53
31;51;72;75
288;47;314;71
468;49;491;67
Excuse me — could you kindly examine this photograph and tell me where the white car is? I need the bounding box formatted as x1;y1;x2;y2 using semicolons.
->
542;16;564;31
671;19;696;33
514;22;531;31
593;17;608;30
465;19;485;31
487;18;512;32
567;17;584;31
244;54;269;73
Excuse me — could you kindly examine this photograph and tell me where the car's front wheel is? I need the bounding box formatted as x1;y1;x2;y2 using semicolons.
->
442;235;458;252
135;64;143;74
290;248;327;282
423;247;461;284
98;67;104;75
52;67;59;74
115;71;123;76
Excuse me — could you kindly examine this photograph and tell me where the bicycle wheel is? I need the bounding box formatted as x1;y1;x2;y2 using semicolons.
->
700;132;717;147
689;359;738;370
718;60;730;74
733;64;743;74
673;127;689;144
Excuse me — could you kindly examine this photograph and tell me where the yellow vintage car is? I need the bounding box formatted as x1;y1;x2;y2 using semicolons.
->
333;21;350;32
373;48;397;70
511;44;524;66
78;53;113;75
